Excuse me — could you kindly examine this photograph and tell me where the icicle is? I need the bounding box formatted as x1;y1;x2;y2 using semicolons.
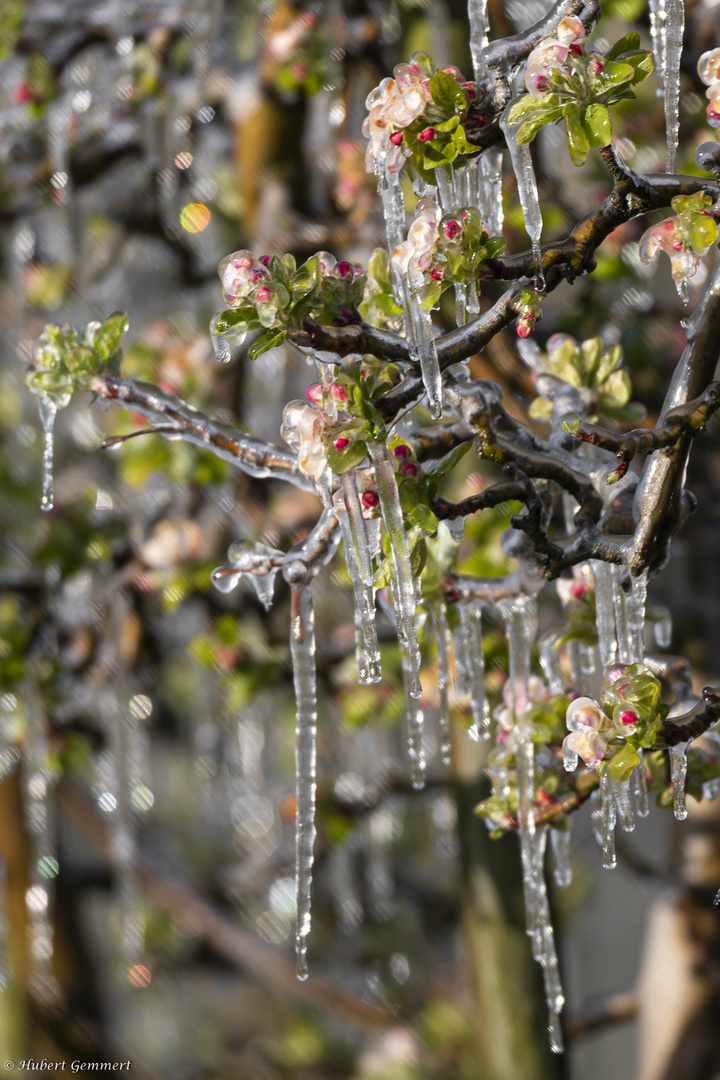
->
500;595;537;835
632;751;650;817
590;789;603;847
499;118;544;290
625;570;647;665
369;441;422;698
611;563;631;664
600;769;617;869
37;394;57;512
393;579;425;789
703;777;720;801
669;741;689;820
591;560;616;672
663;0;684;174
675;278;690;306
468;0;490;80
375;150;406;253
214;540;286;609
434;603;452;766
479;148;503;237
445;515;467;543
611;777;635;832
649;0;668;97
290;582;318;980
408;295;443;420
434;164;456;216
459;601;489;741
563;744;579;774
539;630;563;695
338;473;381;685
550;825;572;888
653;607;673;649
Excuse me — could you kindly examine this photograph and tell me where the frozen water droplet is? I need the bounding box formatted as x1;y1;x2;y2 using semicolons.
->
38;394;57;512
211;566;241;593
669;742;689;820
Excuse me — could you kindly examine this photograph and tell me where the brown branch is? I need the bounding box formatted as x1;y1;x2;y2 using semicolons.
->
565;990;638;1040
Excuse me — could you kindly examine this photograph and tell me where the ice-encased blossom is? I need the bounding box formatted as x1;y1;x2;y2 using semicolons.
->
698;48;720;87
638;219;700;282
494;674;551;731
363;63;432;171
556;563;594;606
280;400;328;481
391;203;440;290
523;20;584;97
218;250;270;306
563;695;608;770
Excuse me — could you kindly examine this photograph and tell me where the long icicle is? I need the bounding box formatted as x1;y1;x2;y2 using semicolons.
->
591;560;616;672
37;394;57;513
459;601;489;741
339;471;381;684
434;603;453;767
468;0;489;79
600;768;617;869
625;569;648;666
664;0;684;174
369;441;422;698
669;742;689;821
499;119;544;290
290;582;318;980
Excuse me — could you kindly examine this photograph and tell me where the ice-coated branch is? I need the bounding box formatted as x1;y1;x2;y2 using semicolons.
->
632;258;720;574
564;382;720;483
654;686;720;749
90;374;315;492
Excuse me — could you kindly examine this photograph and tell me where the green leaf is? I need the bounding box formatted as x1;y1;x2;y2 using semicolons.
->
428;70;467;114
622;50;654;85
367;248;394;294
248;330;286;360
564;102;590;166
594;344;622;385
424;441;470;481
601;368;632;407
506;93;563;126
529;397;553;421
410;538;428;578
582;103;612;148
577;337;603;382
594;60;635;93
64;346;101;378
605;32;641;60
516;107;565;145
406;503;439;534
326;439;369;474
93;311;129;362
607;742;640;783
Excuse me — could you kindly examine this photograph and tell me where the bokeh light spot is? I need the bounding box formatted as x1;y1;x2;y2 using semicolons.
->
179;203;210;233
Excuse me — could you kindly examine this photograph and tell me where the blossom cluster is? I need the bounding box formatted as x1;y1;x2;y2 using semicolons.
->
25;313;129;404
698;47;720;131
528;333;644;426
512;286;544;338
562;664;665;779
506;29;653;166
638;192;719;287
363;53;484;175
210;249;367;361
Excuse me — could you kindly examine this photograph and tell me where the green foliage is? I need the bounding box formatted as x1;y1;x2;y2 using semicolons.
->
25;314;129;404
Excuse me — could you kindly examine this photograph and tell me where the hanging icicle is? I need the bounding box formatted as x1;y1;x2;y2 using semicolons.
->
369;441;422;698
550;826;572;888
37;394;57;513
591;559;616;672
669;741;689;820
433;603;453;767
289;581;318;980
499;117;544;290
458;601;489;741
338;471;382;685
468;0;490;80
212;540;286;608
611;776;635;832
632;752;650;818
625;569;648;666
600;768;617;869
664;0;685;174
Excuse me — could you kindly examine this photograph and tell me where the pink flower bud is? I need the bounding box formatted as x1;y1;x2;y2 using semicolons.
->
399;461;420;477
335;261;353;278
569;41;583;56
333;436;350;450
391;444;412;459
389;131;404;145
331;383;350;403
251;267;269;284
361;490;380;508
306;383;323;406
517;320;532;338
571;582;588;600
418;127;435;142
430;267;443;280
235;256;253;269
620;710;638;727
259;255;272;267
443;219;462;240
461;82;476;99
255;285;272;303
588;59;604;76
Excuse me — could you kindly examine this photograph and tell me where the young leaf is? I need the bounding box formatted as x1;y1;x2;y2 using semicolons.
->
248;330;286;360
93;311;129;362
429;70;467;114
582;103;612;148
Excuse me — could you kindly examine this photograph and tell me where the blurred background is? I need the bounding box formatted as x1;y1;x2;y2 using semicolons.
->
2;1;720;1078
